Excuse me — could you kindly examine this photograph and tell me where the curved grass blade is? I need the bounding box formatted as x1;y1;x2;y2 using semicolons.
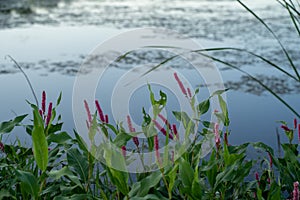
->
142;46;298;81
139;47;300;117
196;51;300;118
285;1;300;37
237;0;300;81
5;55;39;106
277;0;300;16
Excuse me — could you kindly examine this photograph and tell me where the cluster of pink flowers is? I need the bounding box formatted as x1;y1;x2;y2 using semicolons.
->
39;91;53;127
280;118;300;143
153;114;178;140
84;100;109;129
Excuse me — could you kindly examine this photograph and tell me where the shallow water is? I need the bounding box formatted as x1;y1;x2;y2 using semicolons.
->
0;0;299;150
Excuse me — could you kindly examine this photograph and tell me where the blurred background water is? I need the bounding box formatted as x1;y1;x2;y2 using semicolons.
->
0;0;299;151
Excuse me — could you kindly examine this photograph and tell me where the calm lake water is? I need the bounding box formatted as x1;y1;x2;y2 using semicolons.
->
0;0;299;151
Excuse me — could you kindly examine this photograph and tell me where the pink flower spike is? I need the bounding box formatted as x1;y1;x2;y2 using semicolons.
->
133;136;139;147
105;115;109;124
121;146;126;157
153;119;173;140
39;109;43;117
172;124;178;140
293;181;299;200
46;102;53;126
84;100;92;124
127;115;135;132
127;116;139;147
174;72;187;96
294;118;298;129
298;124;300;143
0;142;4;152
187;87;192;98
42;91;46;114
154;135;161;165
158;114;172;130
224;132;229;146
255;172;260;186
95;100;105;122
268;152;273;168
281;125;291;132
214;123;221;150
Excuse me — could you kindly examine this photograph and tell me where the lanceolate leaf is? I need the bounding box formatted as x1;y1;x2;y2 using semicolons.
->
31;107;48;172
197;99;210;115
32;125;48;172
67;148;89;183
218;94;230;126
16;170;39;198
129;170;162;197
0;114;27;134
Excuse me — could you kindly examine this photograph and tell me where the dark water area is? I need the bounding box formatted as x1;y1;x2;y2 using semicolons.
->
0;0;299;151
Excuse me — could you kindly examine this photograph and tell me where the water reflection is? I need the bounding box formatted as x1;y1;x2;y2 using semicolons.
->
0;0;299;149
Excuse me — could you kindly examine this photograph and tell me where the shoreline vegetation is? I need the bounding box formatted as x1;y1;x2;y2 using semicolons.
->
0;0;299;199
0;73;299;199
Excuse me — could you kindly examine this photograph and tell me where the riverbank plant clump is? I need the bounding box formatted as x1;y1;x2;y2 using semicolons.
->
0;72;299;200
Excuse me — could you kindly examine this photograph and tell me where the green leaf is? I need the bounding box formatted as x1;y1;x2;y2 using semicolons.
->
130;194;166;200
47;123;63;135
172;111;195;134
218;94;230;126
191;170;203;199
47;131;72;144
197;99;210;115
107;167;129;195
33;107;44;128
48;166;82;187
210;89;229;97
32;119;48;172
129;170;162;197
0;189;15;200
113;132;132;147
252;142;274;155
0;114;27;134
56;92;62;106
147;84;167;117
179;158;194;188
53;194;95;200
73;130;88;153
166;164;178;195
67;148;89;183
16;170;39;198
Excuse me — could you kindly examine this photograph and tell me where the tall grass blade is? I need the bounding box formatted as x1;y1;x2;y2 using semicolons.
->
285;1;300;37
5;55;39;106
195;47;298;81
140;48;300;118
237;0;300;81
195;51;300;118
